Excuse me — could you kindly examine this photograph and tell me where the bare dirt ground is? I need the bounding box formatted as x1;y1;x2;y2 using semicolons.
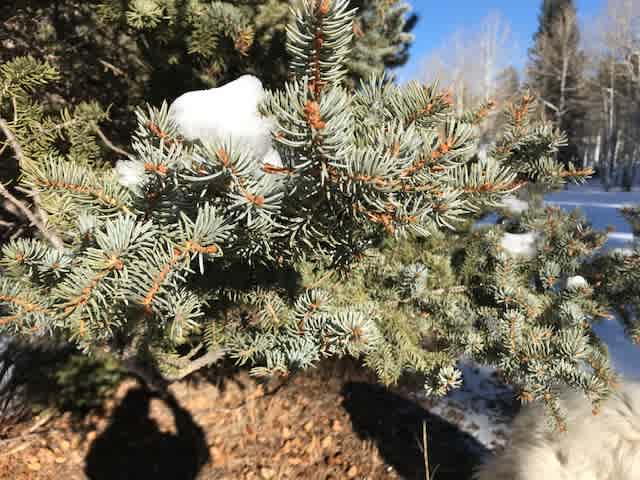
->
0;360;494;480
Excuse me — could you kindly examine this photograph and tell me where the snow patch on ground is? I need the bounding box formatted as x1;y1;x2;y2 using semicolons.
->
544;180;639;250
476;180;639;249
417;362;517;452
592;319;640;382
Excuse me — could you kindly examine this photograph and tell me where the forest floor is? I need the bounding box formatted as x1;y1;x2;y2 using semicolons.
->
0;359;512;480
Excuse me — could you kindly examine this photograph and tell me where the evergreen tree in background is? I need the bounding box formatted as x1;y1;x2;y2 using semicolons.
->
527;0;586;166
0;0;637;430
535;0;574;36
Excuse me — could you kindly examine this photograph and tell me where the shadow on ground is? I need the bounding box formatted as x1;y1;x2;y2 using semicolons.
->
342;382;489;480
84;387;209;480
0;338;125;430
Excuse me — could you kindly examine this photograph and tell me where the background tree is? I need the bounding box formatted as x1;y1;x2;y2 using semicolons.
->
527;0;586;166
580;0;640;189
420;13;513;113
419;12;515;149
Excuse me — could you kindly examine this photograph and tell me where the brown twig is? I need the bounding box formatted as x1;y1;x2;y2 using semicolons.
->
98;59;126;77
428;285;468;296
93;124;130;157
0;97;18;158
164;349;226;382
422;421;430;480
0;409;56;454
304;270;334;290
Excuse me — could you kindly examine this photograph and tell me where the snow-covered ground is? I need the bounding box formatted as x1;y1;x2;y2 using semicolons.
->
416;361;517;453
545;180;638;249
420;179;640;452
545;180;640;381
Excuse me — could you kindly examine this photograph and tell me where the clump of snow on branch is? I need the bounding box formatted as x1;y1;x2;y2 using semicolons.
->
500;195;529;214
115;74;283;188
500;232;539;258
169;74;282;167
115;160;145;188
262;148;283;168
565;275;589;290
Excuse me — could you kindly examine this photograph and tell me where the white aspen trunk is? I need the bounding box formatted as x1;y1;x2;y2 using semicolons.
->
601;91;611;190
613;129;622;186
594;131;602;171
604;61;617;191
558;54;569;128
631;147;640;188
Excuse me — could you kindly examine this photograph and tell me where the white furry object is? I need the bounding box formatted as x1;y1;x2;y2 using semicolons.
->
169;74;273;159
474;380;640;480
499;232;539;258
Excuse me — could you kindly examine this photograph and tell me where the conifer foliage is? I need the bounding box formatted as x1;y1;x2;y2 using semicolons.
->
96;0;414;87
0;0;415;138
0;0;630;426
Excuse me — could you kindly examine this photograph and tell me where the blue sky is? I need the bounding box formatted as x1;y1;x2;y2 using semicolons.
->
395;0;605;82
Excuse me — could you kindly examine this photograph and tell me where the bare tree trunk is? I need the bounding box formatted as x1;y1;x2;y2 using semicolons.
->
631;147;640;188
622;154;634;191
612;129;622;186
558;54;569;128
601;95;611;190
603;61;617;191
594;131;602;171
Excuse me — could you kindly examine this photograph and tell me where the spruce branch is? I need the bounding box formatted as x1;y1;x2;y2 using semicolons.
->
287;0;356;95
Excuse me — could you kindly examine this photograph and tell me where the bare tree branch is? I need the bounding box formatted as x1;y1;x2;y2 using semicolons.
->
164;349;226;382
93;124;131;157
0;118;63;249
